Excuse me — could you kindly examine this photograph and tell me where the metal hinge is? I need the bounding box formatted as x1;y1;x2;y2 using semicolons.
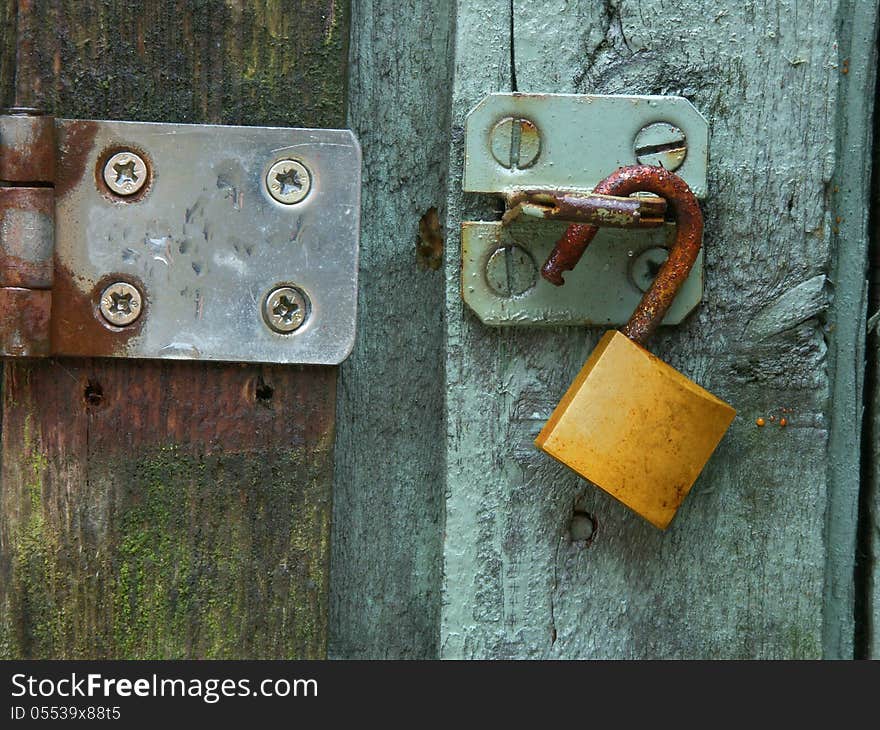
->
461;93;709;326
0;108;361;364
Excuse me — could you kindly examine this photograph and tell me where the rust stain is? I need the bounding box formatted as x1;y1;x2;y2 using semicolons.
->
50;266;144;357
542;165;703;346
417;207;444;271
0;186;54;287
0;113;56;182
516;118;541;167
0;286;51;356
54;120;100;199
0;252;50;288
503;190;665;227
6;357;337;456
93;143;154;204
136;17;146;57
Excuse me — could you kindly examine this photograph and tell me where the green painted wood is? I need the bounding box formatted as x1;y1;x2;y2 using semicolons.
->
869;251;879;657
868;280;880;659
867;9;880;656
0;0;349;659
0;0;873;661
329;0;453;658
441;0;875;658
829;0;878;660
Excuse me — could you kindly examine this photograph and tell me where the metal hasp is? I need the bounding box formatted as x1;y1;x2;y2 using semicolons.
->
461;93;709;326
0;109;361;365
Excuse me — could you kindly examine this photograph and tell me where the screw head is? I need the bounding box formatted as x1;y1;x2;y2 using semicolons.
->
485;245;538;297
490;117;542;170
99;282;143;326
103;151;148;196
266;159;312;204
263;286;309;333
633;122;687;171
629;247;669;292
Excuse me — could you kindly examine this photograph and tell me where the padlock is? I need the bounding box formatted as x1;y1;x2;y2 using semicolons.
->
534;165;735;529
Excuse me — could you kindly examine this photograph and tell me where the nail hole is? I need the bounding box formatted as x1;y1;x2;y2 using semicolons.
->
84;380;104;406
255;378;274;403
569;510;597;545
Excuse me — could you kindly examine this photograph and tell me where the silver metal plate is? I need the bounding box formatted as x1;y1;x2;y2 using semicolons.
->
464;93;709;197
52;119;361;365
462;220;702;327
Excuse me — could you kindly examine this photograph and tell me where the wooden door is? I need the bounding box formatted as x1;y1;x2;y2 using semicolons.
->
335;0;880;659
0;1;348;659
433;0;878;659
2;0;879;660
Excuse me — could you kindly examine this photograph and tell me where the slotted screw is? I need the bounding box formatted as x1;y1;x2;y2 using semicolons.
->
485;245;538;297
633;123;687;171
489;117;542;170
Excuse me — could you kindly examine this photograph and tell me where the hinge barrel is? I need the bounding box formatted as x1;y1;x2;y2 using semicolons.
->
0;111;56;183
0;110;55;357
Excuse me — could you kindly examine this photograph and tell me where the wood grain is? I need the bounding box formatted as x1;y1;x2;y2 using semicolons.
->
329;0;453;659
829;0;878;660
867;7;880;655
441;0;874;658
0;0;348;659
0;361;335;658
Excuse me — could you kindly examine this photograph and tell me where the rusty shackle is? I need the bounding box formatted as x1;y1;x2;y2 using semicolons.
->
541;164;703;346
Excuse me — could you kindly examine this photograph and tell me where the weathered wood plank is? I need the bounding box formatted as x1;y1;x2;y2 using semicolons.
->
829;0;877;660
329;0;453;658
0;0;13;109
0;361;335;658
866;2;880;655
0;0;349;659
442;0;871;658
868;250;879;657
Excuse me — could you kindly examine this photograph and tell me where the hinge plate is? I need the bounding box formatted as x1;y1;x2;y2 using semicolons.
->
1;114;361;364
461;93;708;327
54;119;361;364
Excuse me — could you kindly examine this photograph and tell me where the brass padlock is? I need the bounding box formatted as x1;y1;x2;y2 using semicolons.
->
535;165;735;529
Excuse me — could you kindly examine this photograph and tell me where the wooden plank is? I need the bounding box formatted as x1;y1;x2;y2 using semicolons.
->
867;3;880;657
441;0;872;658
0;0;13;109
329;0;453;658
830;0;878;659
869;226;879;658
0;0;349;659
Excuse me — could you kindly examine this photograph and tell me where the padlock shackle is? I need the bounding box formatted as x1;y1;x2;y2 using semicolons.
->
541;165;703;346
